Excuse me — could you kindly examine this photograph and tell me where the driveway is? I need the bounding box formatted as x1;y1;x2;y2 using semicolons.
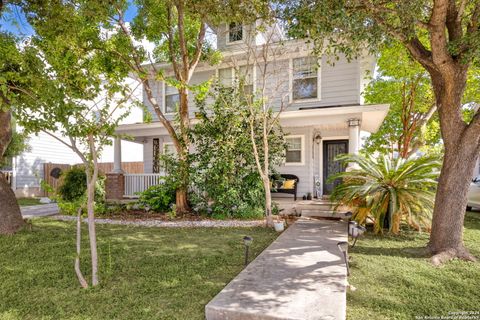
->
21;203;59;218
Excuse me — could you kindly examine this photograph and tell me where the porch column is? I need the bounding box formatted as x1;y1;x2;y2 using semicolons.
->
348;118;361;155
113;136;123;173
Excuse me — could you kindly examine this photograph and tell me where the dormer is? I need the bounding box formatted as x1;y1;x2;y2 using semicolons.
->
215;20;284;52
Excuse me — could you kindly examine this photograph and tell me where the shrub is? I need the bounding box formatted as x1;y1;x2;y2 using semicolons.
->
137;177;176;212
190;83;284;219
330;154;441;234
58;166;87;201
58;166;105;202
56;166;106;215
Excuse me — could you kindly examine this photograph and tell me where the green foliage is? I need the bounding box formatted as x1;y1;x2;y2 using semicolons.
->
0;129;30;169
330;154;441;234
190;83;284;219
136;178;177;213
58;167;88;202
58;166;105;202
362;42;440;157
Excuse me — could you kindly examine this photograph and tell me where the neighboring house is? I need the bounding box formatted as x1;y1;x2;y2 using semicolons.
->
109;20;389;200
9;81;145;198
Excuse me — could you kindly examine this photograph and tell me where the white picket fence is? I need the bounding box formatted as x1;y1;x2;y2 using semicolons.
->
124;173;165;198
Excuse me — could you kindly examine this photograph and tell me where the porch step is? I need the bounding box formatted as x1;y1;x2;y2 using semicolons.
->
301;209;350;219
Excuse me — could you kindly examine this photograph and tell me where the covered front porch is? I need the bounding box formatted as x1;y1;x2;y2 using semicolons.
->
106;104;388;201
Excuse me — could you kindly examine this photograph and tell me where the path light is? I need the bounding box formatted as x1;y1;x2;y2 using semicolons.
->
351;225;367;248
243;236;253;267
337;241;350;276
348;220;358;236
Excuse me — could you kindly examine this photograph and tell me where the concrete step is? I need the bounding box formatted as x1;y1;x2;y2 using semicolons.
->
301;209;350;219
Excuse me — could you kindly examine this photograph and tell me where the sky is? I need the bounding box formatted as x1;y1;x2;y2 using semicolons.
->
0;3;138;36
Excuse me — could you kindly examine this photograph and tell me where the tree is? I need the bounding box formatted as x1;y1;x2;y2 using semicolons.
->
238;26;290;226
108;0;267;214
0;1;41;234
284;0;480;264
362;42;440;158
16;0;135;286
191;83;284;219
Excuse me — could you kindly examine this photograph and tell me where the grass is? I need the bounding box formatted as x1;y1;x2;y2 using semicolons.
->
347;211;480;320
17;198;42;207
0;220;278;320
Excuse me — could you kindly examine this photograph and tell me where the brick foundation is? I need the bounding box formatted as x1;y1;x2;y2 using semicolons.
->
105;173;125;200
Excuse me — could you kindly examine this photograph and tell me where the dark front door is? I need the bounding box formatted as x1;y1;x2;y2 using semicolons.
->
323;140;349;195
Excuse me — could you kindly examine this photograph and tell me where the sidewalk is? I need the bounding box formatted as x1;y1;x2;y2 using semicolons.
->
21;204;59;218
206;218;348;320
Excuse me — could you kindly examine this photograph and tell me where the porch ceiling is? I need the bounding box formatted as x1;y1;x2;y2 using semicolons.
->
115;104;389;139
279;104;389;133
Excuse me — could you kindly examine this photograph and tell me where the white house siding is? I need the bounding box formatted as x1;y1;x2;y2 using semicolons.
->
276;127;314;198
144;53;362;123
14;132;81;197
14;81;144;197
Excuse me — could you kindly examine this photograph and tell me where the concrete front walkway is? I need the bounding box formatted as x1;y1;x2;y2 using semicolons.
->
21;204;59;218
206;218;348;320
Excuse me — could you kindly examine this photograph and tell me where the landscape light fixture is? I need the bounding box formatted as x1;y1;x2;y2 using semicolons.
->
243;236;253;267
337;241;350;276
351;225;367;248
348;220;358;236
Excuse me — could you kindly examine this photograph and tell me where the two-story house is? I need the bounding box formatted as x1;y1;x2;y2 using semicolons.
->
108;20;389;201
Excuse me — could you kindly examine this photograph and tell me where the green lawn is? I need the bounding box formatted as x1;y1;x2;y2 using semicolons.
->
347;211;480;320
17;198;42;207
0;220;277;320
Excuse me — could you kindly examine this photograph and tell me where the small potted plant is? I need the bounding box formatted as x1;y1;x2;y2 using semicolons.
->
273;216;285;232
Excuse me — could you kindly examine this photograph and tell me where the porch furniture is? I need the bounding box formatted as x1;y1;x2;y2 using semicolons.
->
270;174;299;201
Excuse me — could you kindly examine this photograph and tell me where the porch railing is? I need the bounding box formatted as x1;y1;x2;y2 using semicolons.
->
124;173;165;198
0;170;13;187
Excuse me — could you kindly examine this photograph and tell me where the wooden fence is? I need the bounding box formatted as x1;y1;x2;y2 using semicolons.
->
43;162;144;196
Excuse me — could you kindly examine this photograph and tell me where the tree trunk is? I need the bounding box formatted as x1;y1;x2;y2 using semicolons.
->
429;138;478;264
0;174;24;234
176;186;190;214
174;88;191;214
85;135;99;286
263;178;273;227
428;73;478;264
74;207;88;289
0;110;24;234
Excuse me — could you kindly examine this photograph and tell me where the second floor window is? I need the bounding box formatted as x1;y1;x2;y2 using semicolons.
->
292;57;319;101
164;84;179;114
228;22;243;43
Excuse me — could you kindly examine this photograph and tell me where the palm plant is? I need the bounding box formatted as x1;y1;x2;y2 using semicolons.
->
330;154;441;234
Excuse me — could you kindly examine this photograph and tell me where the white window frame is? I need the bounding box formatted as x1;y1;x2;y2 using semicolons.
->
216;65;256;92
289;56;322;103
284;135;305;166
163;81;179;115
226;22;244;45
